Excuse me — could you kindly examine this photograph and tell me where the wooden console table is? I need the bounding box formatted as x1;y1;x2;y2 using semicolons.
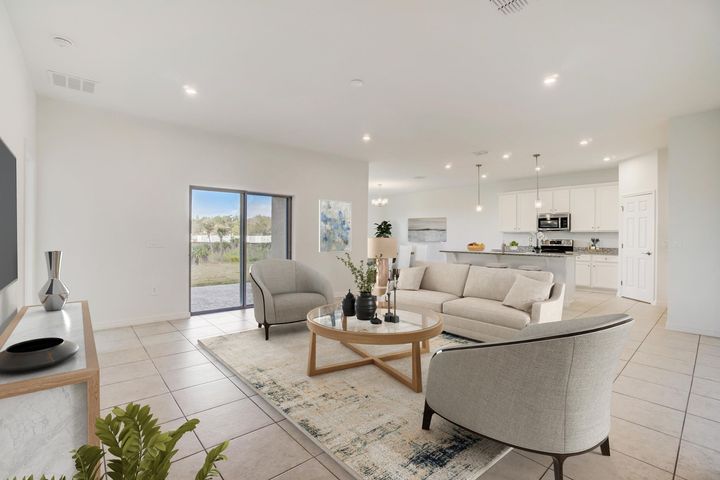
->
0;301;99;477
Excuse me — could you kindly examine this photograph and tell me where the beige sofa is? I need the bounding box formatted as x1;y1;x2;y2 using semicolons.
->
395;262;565;341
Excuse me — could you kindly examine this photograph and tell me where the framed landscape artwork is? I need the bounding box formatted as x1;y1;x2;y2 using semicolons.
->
408;217;447;242
319;200;352;252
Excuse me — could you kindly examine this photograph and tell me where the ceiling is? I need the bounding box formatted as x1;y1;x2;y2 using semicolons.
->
6;0;720;194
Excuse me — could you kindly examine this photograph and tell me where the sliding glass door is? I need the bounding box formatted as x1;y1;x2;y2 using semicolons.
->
190;187;291;314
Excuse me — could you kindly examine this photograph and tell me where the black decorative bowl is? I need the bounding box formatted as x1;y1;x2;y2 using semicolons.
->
0;337;80;373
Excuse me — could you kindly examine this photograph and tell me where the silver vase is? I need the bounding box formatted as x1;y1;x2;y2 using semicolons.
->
38;251;70;311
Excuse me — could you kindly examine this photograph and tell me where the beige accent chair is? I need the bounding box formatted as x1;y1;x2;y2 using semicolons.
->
249;259;334;340
422;314;634;480
395;262;565;341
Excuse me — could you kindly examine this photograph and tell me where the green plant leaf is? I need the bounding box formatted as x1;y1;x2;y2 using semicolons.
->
193;441;229;480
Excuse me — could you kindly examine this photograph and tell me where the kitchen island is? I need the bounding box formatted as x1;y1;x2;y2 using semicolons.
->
441;250;576;305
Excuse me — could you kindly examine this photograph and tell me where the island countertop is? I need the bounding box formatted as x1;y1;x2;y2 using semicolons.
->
440;249;575;258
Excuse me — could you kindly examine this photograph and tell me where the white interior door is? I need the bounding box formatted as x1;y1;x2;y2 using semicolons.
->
620;193;656;303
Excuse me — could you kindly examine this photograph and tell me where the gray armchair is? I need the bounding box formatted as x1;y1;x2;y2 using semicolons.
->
422;314;633;479
249;259;334;340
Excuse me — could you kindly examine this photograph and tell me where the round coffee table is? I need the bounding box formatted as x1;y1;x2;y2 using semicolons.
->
306;303;443;393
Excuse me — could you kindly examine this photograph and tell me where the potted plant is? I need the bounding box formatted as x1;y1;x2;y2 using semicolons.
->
373;221;392;238
15;402;228;480
337;253;378;320
509;240;519;251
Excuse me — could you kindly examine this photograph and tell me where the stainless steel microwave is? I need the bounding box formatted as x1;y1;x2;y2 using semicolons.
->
538;213;571;231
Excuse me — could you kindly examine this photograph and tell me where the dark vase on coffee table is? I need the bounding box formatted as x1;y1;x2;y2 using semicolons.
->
355;292;377;320
342;290;356;317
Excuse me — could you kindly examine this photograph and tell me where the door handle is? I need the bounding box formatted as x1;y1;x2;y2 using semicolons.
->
643;252;652;256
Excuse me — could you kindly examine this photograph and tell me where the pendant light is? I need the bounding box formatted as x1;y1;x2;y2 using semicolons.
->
371;183;388;207
475;164;483;212
533;154;542;209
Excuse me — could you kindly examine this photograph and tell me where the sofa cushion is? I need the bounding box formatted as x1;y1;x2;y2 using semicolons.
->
396;266;426;291
395;289;459;313
442;297;531;330
273;292;327;323
502;275;553;313
418;262;470;297
462;266;553;301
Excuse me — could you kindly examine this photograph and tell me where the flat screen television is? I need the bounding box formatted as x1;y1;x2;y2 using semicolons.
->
0;137;18;291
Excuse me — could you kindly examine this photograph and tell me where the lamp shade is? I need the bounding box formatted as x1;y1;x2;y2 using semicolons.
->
367;237;398;259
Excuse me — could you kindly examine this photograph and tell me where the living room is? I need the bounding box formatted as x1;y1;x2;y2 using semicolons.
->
1;1;719;479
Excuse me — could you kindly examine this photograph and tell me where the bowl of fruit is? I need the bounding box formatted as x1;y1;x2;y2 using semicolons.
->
467;242;485;252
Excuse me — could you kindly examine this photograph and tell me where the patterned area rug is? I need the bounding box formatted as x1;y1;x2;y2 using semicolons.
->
200;323;510;480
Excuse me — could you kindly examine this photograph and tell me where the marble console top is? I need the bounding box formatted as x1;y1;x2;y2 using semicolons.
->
0;302;90;386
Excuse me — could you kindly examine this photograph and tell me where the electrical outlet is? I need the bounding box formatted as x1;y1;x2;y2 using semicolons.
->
151;286;158;296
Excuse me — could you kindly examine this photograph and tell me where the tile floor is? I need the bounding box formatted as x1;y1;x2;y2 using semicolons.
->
94;291;720;480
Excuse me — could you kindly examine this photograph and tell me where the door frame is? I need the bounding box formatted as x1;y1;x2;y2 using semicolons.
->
619;190;657;304
189;185;293;315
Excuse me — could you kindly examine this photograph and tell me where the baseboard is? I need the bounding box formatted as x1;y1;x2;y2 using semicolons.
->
665;321;720;338
94;311;190;331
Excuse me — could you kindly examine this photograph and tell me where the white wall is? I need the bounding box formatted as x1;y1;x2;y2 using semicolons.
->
667;108;720;337
36;98;368;329
369;169;618;262
0;4;35;330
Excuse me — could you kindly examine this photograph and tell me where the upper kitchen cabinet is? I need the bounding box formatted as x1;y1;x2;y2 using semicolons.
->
539;188;570;214
595;184;619;231
570;184;619;232
498;193;518;232
517;191;538;232
498;191;538;232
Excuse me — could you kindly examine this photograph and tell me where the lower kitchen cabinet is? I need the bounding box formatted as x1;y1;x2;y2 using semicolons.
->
576;255;618;290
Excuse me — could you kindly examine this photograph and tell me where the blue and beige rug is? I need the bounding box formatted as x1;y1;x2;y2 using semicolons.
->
200;324;509;480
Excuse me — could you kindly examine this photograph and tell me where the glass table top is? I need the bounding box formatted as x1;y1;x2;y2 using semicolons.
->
307;303;440;335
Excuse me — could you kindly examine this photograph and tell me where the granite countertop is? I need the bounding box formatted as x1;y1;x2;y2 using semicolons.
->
574;247;618;256
441;249;574;258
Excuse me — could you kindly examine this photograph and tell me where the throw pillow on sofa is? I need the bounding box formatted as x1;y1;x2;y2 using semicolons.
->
396;266;426;290
502;275;553;313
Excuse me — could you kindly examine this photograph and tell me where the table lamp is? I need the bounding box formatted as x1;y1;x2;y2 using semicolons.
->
367;237;398;296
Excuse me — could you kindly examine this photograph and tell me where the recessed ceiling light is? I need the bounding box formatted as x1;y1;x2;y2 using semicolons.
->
543;74;559;86
579;138;592;146
535;166;542;172
502;152;511;159
481;173;488;179
603;156;611;162
52;36;73;48
183;85;197;96
350;79;364;87
362;133;372;143
444;163;452;169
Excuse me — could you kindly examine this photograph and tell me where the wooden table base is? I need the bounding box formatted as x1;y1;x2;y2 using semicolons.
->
306;333;430;392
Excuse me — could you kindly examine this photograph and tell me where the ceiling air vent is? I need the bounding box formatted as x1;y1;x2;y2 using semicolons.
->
490;0;530;15
47;70;97;94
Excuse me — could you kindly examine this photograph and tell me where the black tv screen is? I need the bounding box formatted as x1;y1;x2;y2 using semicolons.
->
0;137;18;291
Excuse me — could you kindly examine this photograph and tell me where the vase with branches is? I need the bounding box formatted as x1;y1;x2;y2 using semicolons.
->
337;253;378;320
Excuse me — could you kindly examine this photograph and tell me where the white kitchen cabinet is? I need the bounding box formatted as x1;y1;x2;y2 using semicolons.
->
576;255;618;290
570;185;618;232
552;189;570;212
576;260;592;287
517;191;538;232
593;262;619;289
538;189;570;214
499;193;518;232
595;185;619;231
539;190;553;212
570;187;596;232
